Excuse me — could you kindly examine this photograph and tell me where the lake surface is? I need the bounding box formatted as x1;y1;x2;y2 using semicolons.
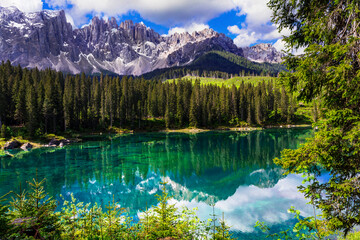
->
0;128;314;239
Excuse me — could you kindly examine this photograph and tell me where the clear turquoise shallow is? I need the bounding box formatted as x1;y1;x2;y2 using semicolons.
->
0;128;313;239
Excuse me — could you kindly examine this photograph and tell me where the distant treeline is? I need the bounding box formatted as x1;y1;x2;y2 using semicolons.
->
0;61;296;136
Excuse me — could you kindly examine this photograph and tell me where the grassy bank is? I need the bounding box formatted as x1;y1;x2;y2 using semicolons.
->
167;75;275;87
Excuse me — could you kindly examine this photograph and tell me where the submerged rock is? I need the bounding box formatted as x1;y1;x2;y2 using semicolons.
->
20;142;33;151
3;140;21;150
48;138;71;147
48;138;60;147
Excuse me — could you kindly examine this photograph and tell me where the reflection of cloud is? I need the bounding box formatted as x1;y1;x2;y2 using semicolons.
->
170;174;312;233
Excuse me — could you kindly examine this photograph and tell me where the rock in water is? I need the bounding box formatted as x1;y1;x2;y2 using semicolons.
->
49;138;60;147
3;140;21;150
20;142;33;151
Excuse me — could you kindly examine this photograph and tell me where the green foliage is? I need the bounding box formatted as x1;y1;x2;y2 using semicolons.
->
213;212;232;240
1;124;6;138
255;206;333;240
139;182;213;240
142;51;285;80
0;62;303;133
167;76;275;88
339;231;360;240
1;178;234;239
8;178;61;239
268;0;360;236
43;133;65;141
0;192;12;238
59;194;137;239
275;112;360;234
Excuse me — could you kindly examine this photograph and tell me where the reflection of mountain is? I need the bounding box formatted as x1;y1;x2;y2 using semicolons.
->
0;129;312;213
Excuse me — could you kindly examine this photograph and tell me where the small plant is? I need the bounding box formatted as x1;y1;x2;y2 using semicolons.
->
215;212;232;240
0;192;12;238
139;182;211;240
8;178;61;239
1;177;235;239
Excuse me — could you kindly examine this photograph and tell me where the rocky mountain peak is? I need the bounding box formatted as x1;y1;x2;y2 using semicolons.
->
0;6;283;75
120;19;134;30
242;43;284;64
108;17;118;29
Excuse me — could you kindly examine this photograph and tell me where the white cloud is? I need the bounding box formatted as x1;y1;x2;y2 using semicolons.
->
1;0;298;50
65;12;76;28
45;0;67;8
44;0;235;27
263;26;292;40
227;25;241;35
273;39;287;52
229;24;289;48
167;22;209;35
292;46;306;55
229;0;293;47
228;25;263;47
273;38;306;55
0;0;43;12
233;0;272;28
233;29;258;47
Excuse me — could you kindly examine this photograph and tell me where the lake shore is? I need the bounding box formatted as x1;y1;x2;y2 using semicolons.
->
0;124;312;157
159;124;312;133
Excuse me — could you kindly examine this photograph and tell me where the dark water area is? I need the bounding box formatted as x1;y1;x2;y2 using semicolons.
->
0;128;314;239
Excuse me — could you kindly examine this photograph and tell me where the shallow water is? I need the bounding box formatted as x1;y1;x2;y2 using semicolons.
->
0;128;313;239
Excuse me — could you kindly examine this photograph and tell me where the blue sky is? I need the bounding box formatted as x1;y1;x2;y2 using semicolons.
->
1;0;291;49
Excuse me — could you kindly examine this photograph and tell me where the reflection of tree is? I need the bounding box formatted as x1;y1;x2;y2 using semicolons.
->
0;129;312;207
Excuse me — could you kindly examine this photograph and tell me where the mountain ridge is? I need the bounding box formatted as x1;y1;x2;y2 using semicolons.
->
0;6;284;76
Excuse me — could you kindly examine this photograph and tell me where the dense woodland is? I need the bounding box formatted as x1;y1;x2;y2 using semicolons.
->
0;61;297;136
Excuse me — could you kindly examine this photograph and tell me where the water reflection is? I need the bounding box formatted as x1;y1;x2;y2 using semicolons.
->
0;128;313;237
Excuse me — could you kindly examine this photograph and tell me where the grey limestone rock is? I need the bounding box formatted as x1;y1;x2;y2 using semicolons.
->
20;142;33;151
0;6;283;76
242;43;284;64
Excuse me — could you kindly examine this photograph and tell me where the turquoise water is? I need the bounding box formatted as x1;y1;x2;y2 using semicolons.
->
0;128;313;239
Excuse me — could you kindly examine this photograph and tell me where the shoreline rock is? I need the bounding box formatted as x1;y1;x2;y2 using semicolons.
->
47;138;71;147
20;143;33;151
3;140;21;150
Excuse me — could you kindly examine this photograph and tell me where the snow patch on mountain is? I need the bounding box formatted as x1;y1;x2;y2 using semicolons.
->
0;6;283;75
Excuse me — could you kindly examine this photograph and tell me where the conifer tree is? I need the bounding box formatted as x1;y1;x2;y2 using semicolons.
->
269;0;360;234
0;70;6;129
280;86;288;121
189;83;200;128
14;73;26;124
26;79;38;136
63;76;74;131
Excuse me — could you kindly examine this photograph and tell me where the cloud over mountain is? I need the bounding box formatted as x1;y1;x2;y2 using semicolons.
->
0;0;293;49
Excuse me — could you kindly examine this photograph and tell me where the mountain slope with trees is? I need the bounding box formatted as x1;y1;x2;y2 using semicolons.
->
142;51;285;80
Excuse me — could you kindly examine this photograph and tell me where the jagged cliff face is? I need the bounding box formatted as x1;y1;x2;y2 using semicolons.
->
0;7;281;75
242;43;284;64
